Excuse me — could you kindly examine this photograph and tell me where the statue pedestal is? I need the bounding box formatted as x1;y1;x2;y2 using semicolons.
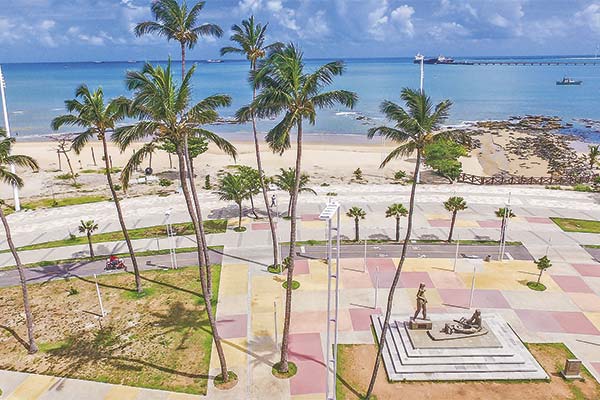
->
408;319;432;330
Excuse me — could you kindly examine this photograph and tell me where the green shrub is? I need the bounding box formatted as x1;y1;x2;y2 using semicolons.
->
326;192;338;196
113;184;122;191
573;184;593;192
204;175;212;190
353;168;363;181
68;287;79;296
56;173;77;180
394;170;407;182
159;178;172;187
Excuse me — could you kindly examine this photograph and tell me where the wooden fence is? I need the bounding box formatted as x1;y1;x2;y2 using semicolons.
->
457;173;597;186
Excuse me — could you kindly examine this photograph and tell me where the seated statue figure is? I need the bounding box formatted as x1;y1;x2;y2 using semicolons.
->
443;310;483;335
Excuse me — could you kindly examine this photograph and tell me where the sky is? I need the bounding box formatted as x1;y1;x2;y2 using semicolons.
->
1;0;600;63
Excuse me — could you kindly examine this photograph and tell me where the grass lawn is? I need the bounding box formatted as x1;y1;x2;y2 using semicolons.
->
0;264;221;395
551;217;600;234
7;219;227;253
336;343;600;400
17;195;109;211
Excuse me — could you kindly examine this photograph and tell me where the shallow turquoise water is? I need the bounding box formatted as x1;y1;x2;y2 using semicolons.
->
2;56;600;139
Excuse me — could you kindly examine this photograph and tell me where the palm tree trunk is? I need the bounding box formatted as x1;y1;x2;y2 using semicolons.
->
176;147;230;382
181;44;186;80
63;150;77;185
149;151;153;169
0;206;38;353
537;270;542;285
355;218;359;241
183;142;212;298
365;151;421;398
249;194;258;218
238;202;242;229
250;69;279;267
448;211;457;242
87;232;94;257
101;134;142;293
278;119;303;373
395;216;400;242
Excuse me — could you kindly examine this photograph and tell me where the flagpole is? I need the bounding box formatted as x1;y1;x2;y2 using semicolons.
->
0;65;20;211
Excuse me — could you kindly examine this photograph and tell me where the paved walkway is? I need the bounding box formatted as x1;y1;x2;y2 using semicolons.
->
3;184;600;399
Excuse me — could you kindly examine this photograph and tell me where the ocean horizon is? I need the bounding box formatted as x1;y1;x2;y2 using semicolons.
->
2;55;600;141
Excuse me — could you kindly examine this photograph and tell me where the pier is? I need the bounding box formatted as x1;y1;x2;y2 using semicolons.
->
469;61;600;66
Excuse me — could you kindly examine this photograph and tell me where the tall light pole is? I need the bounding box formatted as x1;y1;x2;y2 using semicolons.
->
320;200;341;400
0;66;20;211
414;54;425;184
498;192;512;262
165;208;177;269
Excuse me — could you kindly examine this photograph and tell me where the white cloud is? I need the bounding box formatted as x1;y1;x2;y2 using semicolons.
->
237;0;262;14
575;3;600;33
390;5;415;36
368;1;415;40
302;9;330;39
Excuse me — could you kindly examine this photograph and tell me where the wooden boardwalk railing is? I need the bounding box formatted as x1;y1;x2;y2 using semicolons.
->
457;173;596;186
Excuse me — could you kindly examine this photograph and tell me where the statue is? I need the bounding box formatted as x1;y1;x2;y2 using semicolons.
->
443;310;483;335
412;283;428;320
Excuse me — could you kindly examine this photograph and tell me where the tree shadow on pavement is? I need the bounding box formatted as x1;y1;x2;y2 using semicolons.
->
0;324;29;351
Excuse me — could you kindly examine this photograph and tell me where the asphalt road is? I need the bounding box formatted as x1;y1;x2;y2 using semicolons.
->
0;250;222;288
293;243;533;261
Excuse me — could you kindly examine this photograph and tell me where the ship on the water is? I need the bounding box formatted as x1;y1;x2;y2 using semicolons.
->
556;76;582;85
413;54;473;65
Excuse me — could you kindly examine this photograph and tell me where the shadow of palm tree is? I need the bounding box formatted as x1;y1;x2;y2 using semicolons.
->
0;324;29;351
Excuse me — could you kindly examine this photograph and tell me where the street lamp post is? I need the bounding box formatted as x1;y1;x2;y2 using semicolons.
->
0;66;20;211
320;200;341;400
498;193;512;262
165;208;177;269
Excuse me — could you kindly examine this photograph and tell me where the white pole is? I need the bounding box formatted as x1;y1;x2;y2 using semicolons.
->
273;300;278;349
374;266;379;309
545;237;552;257
419;57;424;94
468;263;476;309
363;239;367;273
332;206;341;400
0;66;20;211
453;235;460;272
94;274;106;317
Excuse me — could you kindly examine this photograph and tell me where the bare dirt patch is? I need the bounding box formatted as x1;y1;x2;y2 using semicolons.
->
0;265;220;395
337;343;600;400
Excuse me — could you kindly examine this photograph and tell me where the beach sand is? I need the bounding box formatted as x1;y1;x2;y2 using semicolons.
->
0;126;586;201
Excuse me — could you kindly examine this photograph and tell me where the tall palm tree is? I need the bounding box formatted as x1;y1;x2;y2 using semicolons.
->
245;44;357;374
114;61;236;383
274;167;316;216
346;206;366;242
385;203;408;242
78;219;99;257
216;172;248;230
51;85;144;293
221;16;283;268
0;129;39;353
134;0;223;79
588;145;600;171
444;196;467;242
364;88;454;398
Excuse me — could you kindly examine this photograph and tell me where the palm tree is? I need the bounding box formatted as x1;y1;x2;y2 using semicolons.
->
51;85;144;294
245;44;357;374
346;206;366;242
589;145;600;171
0;128;39;353
216;172;247;230
222;16;283;268
114;61;236;383
385;203;408;242
78;219;99;257
134;0;223;79
274;167;317;216
235;165;261;218
444;196;467;242
364;88;454;398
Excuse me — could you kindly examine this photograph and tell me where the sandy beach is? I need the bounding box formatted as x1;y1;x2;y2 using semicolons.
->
1;117;590;202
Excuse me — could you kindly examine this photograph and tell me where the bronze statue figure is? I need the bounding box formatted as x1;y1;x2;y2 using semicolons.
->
412;283;428;320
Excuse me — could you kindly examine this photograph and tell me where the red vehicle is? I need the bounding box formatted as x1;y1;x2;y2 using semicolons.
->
105;255;126;271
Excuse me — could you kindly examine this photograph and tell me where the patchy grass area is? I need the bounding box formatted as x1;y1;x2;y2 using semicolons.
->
7;219;227;253
336;343;600;400
551;217;600;234
19;195;109;211
0;264;221;395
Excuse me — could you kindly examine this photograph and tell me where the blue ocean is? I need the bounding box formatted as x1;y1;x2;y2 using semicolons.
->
2;56;600;140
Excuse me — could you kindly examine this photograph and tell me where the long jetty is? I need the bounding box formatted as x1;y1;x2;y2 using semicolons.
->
469;61;600;66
